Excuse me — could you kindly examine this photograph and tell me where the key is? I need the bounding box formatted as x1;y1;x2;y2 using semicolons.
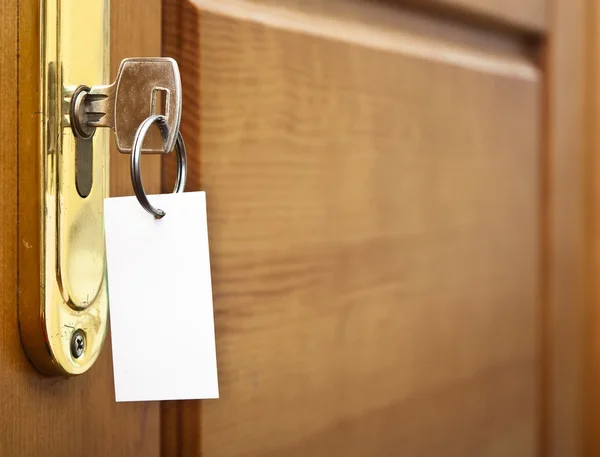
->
70;57;182;154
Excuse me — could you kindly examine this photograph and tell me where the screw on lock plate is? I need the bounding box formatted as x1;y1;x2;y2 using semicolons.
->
70;57;182;153
70;330;86;359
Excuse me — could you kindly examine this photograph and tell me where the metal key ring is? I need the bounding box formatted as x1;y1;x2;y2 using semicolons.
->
130;114;187;219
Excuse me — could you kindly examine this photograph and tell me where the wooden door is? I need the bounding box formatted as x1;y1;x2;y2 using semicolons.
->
0;0;588;456
162;0;586;456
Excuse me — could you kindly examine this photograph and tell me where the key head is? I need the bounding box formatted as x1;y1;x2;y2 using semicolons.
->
113;57;182;154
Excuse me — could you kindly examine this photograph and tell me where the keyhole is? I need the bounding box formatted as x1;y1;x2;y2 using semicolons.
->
75;136;93;198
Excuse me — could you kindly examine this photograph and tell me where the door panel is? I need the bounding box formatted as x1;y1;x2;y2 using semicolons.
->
165;1;541;455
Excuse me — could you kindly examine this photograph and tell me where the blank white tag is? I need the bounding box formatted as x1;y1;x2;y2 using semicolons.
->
104;192;219;402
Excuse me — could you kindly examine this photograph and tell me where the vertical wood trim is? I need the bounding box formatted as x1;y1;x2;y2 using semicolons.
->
1;0;19;398
585;0;600;454
17;0;42;372
161;400;202;456
163;0;202;191
544;0;586;455
162;1;203;455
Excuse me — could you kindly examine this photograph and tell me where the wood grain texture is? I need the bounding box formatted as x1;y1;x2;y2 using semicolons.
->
2;0;161;455
161;1;204;454
162;2;204;453
191;0;537;63
403;0;546;33
584;0;600;454
167;1;542;455
201;0;546;34
110;0;163;196
0;0;19;450
163;0;202;192
541;0;586;456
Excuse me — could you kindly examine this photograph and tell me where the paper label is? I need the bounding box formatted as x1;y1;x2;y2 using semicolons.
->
104;192;219;402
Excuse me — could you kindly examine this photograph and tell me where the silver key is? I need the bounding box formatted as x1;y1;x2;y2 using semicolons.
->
70;57;182;154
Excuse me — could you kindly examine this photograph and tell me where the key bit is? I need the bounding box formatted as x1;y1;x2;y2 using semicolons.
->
70;57;182;154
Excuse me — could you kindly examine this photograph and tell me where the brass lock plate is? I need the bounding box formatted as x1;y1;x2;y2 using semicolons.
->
18;0;110;375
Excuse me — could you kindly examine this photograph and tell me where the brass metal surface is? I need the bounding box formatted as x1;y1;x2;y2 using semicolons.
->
18;0;110;375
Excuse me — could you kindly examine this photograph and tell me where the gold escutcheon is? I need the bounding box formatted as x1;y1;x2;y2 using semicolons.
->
18;0;110;376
